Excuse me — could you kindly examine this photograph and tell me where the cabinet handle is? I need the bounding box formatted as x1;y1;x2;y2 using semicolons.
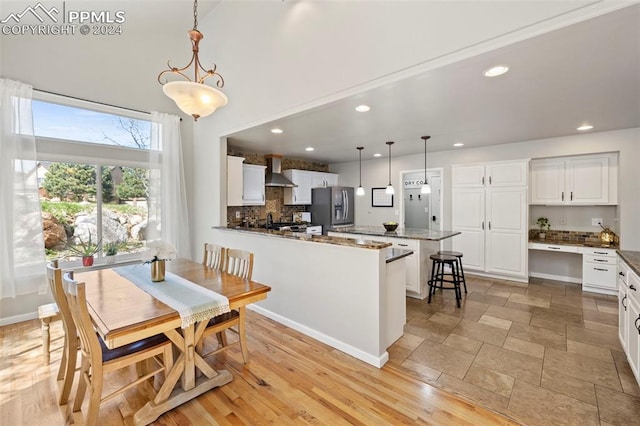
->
562;191;564;201
593;268;608;272
594;251;608;255
570;191;573;201
489;176;492;185
594;259;608;262
620;272;626;277
294;195;297;202
482;176;485;185
622;295;627;311
489;221;492;230
631;284;637;291
398;243;409;247
482;222;485;230
635;315;640;333
548;247;561;250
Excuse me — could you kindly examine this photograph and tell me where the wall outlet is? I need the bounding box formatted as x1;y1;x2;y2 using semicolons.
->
560;217;567;225
592;218;603;226
235;211;241;219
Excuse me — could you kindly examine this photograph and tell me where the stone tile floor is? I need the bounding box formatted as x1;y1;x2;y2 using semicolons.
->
387;275;640;426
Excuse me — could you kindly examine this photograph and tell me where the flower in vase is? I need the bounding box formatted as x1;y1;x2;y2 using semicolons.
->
142;240;177;263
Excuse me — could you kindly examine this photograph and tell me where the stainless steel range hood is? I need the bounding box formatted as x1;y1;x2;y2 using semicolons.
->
265;154;297;187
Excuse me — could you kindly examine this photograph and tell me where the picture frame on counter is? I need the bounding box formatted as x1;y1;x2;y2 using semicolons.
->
371;187;393;207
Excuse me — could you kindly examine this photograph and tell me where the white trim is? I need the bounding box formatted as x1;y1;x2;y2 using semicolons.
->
33;90;150;121
36;137;150;167
248;304;390;368
0;311;37;327
529;272;582;284
465;270;530;284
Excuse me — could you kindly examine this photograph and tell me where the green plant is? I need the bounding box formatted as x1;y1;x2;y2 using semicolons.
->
67;234;102;257
536;217;550;231
104;241;119;256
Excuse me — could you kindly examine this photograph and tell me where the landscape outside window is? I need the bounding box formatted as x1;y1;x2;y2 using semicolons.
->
33;98;152;262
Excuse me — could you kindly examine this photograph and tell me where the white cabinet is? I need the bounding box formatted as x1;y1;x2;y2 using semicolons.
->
227;156;245;206
530;153;617;205
619;261;629;351
618;257;640;386
242;164;266;205
386;237;421;295
311;171;338;188
283;170;313;205
582;248;617;295
452;160;528;280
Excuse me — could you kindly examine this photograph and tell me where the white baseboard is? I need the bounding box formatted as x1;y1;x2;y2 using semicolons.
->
0;311;37;327
465;270;529;283
248;305;389;368
529;272;582;284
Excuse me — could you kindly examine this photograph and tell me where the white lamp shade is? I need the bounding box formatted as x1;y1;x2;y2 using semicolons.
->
385;184;394;195
163;81;228;119
421;183;432;194
356;186;365;196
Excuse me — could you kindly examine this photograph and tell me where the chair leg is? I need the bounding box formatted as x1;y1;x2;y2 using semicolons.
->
427;260;436;304
73;357;90;412
238;307;249;363
56;333;67;381
216;331;228;347
85;372;103;426
58;336;77;405
41;317;51;365
453;261;461;308
458;257;468;294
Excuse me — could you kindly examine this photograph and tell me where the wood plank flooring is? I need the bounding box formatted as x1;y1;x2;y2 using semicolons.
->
1;308;517;425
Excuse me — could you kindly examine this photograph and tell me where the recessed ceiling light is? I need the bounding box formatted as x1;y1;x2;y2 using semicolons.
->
577;124;594;131
483;65;509;77
271;128;283;134
373;153;382;157
355;105;371;112
305;147;314;152
453;143;464;147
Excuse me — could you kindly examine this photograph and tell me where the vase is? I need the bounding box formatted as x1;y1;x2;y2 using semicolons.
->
105;255;115;264
151;260;165;282
82;256;94;267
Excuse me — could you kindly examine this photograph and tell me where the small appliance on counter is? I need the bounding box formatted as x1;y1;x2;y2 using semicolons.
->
293;212;312;223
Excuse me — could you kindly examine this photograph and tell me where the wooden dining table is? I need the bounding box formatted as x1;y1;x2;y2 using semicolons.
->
76;258;271;425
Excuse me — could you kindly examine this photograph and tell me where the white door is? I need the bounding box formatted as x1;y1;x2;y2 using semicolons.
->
452;188;485;270
242;165;266;205
452;164;485;187
530;159;565;204
284;170;312;205
486;161;528;187
566;156;609;204
227;156;244;206
485;188;527;277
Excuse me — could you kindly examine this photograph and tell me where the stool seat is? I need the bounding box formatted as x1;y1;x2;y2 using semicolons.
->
429;254;458;262
437;250;468;295
438;250;463;258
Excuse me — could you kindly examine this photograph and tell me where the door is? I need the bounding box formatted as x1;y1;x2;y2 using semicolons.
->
627;296;640;380
530;159;565;204
485;188;527;277
566;156;609;204
430;175;442;230
451;188;485;270
227;156;244;206
331;187;353;224
404;188;429;229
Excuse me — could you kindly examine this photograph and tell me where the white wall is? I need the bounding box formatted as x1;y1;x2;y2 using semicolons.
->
331;128;640;251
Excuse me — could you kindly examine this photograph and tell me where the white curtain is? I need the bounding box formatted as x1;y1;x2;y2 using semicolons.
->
0;79;47;299
148;112;191;259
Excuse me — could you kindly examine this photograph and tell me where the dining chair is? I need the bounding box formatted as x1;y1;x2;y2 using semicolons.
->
62;271;174;426
200;249;254;363
203;242;226;270
45;260;79;406
39;260;63;365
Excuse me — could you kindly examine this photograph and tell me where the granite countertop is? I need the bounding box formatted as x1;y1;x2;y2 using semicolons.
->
385;248;414;263
618;250;640;276
336;226;461;241
528;238;620;249
214;226;391;250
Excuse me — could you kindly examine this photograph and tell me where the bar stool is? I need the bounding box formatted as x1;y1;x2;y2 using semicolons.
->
438;250;467;294
427;254;462;307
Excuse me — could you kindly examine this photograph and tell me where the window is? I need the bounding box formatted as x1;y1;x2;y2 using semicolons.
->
33;92;152;265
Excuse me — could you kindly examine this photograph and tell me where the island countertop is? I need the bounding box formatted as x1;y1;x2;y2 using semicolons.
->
618;250;640;277
335;226;461;241
213;226;391;250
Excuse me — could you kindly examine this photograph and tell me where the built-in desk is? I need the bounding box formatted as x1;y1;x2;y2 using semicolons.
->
529;240;619;294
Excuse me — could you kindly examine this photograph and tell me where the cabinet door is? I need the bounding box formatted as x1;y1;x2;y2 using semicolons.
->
627;297;640;381
620;281;628;351
451;188;485;270
284;170;312;205
486;188;527;277
242;165;266;205
530;159;565;204
387;237;420;294
486;161;528;187
227;156;244;206
452;164;485;187
566;156;609;204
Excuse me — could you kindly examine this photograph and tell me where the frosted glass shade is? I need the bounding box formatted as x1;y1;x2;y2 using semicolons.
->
421;183;431;194
163;81;228;120
385;184;394;195
356;186;365;196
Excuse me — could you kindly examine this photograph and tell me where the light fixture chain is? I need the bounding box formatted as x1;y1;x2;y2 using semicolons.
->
193;0;198;30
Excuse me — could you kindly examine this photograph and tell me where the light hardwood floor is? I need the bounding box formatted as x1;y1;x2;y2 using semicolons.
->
0;309;518;425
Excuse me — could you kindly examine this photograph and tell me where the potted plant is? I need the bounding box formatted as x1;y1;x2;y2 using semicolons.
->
68;234;102;267
536;217;550;240
103;241;119;264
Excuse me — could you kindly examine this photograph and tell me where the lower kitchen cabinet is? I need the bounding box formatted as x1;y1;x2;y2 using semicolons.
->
582;248;617;294
618;257;640;386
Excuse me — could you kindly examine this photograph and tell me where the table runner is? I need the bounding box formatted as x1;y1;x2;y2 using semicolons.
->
114;264;230;329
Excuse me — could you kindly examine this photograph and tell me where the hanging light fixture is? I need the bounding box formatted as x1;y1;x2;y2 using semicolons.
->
356;147;365;196
158;0;228;121
421;135;432;194
385;141;395;195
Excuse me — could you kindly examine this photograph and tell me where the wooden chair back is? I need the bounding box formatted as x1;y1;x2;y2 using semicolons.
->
203;243;226;270
46;260;76;342
224;249;254;280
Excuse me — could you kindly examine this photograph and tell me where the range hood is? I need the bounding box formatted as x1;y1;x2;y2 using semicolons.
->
265;154;297;187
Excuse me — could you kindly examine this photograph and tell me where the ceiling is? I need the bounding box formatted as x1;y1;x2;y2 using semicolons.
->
227;5;640;164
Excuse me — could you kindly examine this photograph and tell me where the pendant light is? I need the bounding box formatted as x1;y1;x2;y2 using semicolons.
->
356;147;365;196
385;141;395;195
157;0;228;121
421;135;432;194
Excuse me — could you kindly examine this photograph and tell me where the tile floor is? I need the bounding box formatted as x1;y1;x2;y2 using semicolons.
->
387;275;640;426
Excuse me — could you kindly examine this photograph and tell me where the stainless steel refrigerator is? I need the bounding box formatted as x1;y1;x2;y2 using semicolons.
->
310;187;354;234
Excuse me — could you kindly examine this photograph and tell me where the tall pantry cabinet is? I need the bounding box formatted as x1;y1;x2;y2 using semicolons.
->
451;160;529;280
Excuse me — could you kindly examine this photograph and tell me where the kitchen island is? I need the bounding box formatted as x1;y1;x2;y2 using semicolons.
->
329;227;461;299
211;227;411;367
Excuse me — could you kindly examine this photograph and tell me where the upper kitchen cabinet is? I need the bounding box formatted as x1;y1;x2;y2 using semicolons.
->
530;153;618;205
242;164;266;205
312;171;338;188
452;161;528;188
283;170;339;205
227;156;245;206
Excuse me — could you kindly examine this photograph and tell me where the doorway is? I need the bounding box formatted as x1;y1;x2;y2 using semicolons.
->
400;169;443;230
